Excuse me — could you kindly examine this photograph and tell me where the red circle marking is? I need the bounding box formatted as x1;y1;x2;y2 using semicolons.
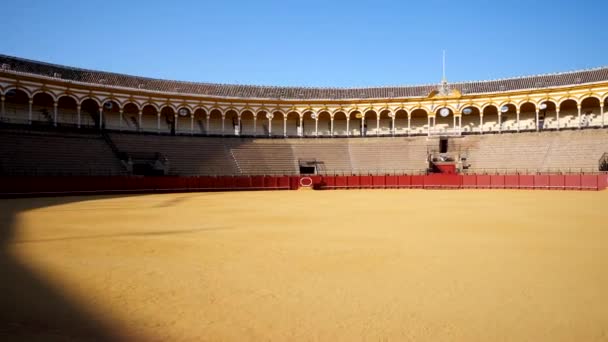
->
300;177;313;187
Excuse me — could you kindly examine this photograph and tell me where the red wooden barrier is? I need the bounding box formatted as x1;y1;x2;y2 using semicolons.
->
581;175;598;190
321;176;335;189
335;176;347;188
250;176;264;188
476;175;491;188
598;174;608;190
198;176;211;189
461;175;477;188
505;175;519;188
441;174;461;188
359;175;372;188
347;176;360;188
397;175;411;188
385;175;398;188
222;176;234;189
264;176;276;188
549;175;565;190
224;176;235;189
306;176;319;189
214;176;224;189
424;174;460;188
277;176;289;189
289;176;300;190
231;176;244;188
490;175;505;188
209;176;220;189
154;177;167;190
2;173;607;196
372;175;386;188
411;175;424;188
519;175;534;189
534;175;550;189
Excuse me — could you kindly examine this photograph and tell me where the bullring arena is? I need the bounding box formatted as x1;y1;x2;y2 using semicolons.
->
1;55;608;341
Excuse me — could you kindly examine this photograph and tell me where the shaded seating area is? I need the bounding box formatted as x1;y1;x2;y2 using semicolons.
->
0;127;125;176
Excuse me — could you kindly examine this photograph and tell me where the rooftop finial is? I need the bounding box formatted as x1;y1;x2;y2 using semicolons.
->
442;50;447;83
437;50;451;96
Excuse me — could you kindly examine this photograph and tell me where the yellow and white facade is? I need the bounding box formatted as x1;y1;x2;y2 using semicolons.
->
1;54;608;137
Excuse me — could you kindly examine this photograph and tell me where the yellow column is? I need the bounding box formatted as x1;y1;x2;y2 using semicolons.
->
138;109;142;132
53;101;58;127
28;99;33;124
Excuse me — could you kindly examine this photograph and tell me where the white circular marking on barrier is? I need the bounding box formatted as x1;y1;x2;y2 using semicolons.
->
299;177;313;187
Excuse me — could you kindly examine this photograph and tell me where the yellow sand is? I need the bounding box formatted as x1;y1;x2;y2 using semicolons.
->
1;190;608;341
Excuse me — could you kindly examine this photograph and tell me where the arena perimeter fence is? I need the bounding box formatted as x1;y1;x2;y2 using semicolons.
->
1;167;604;177
1;173;607;197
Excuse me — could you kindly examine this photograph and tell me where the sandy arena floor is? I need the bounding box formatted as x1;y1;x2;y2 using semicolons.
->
1;189;608;341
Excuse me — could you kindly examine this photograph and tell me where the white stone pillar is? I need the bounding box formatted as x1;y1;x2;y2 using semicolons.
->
346;117;350;137
138;110;142;131
376;116;380;136
407;114;411;136
535;109;539;132
315;118;319;137
360;116;364;136
77;105;82;128
577;105;582;129
119;109;124;131
190;114;194;134
498;112;501;133
174;114;178;132
99;107;103;130
157;113;161;133
28;99;33;124
237;115;242;136
53;101;58;127
480;114;484;135
516;109;520;132
268;115;272;136
299;116;303;137
391;115;395;136
206;114;210;135
601;104;605;128
221;114;225;135
0;96;4;119
253;116;257;136
458;115;462;134
283;117;287;137
330;117;334;137
556;109;560;130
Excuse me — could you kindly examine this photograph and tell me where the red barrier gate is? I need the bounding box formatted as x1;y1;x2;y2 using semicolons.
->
411;175;425;188
385;175;398;188
581;175;599;190
398;175;411;188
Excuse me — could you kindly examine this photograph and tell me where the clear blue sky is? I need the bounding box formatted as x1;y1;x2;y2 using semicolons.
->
1;0;606;87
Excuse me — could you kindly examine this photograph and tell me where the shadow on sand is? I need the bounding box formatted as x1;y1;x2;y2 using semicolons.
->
0;195;136;341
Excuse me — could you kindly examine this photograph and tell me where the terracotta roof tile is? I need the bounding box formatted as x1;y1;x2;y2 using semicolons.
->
1;54;607;100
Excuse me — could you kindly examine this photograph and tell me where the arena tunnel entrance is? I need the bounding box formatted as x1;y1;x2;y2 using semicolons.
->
440;137;448;153
298;159;324;174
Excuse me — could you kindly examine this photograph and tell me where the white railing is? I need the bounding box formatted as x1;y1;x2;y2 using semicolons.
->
428;128;462;136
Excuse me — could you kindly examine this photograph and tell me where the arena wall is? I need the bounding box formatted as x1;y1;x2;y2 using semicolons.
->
1;173;606;197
